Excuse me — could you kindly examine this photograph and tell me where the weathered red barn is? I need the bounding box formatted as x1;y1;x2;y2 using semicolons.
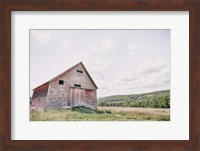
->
31;62;98;111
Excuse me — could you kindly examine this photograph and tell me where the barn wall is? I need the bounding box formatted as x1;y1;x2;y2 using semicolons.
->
46;63;97;110
31;85;49;111
45;85;68;110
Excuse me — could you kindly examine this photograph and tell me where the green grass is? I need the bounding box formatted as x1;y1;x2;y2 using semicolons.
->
30;106;170;121
71;106;96;113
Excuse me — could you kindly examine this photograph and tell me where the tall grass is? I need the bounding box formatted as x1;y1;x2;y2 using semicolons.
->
30;106;170;121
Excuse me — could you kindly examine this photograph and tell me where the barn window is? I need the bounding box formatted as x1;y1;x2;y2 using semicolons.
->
74;84;81;87
59;80;64;85
77;70;83;73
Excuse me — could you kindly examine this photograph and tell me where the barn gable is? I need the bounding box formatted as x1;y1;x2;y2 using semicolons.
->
50;62;98;89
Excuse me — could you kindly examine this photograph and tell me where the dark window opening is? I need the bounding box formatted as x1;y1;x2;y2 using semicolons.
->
77;70;83;73
74;84;81;87
59;80;64;85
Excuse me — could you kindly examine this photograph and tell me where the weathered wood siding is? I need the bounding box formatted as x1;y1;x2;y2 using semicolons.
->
45;63;97;110
31;85;49;111
70;88;97;110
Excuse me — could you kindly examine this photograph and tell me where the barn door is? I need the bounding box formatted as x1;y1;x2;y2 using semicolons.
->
70;88;83;107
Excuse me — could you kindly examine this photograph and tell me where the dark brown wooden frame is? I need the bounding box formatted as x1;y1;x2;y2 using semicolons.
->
0;0;199;151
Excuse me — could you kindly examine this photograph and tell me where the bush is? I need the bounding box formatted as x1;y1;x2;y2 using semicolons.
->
105;110;112;114
96;110;104;114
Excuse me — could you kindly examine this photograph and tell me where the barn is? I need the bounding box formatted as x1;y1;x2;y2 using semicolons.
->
31;62;98;111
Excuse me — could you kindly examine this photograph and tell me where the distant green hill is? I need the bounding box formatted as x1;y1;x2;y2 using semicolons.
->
98;90;170;108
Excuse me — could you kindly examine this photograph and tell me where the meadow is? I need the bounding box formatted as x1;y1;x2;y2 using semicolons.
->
30;106;170;121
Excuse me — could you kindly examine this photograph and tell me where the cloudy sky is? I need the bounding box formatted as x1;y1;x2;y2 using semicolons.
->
30;30;170;98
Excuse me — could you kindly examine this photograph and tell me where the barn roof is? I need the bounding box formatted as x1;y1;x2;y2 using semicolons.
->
33;62;98;90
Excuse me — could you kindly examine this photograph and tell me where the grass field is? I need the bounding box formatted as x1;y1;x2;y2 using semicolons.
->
30;106;170;121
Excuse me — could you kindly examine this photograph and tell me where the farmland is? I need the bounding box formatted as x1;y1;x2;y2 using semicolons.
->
30;106;170;121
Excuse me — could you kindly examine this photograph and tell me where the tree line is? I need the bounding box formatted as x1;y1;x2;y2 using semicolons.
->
98;94;170;108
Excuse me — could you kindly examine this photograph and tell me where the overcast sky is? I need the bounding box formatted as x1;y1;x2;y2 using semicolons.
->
30;30;170;98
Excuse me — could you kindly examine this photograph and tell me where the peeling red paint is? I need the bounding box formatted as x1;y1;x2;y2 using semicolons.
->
34;82;49;91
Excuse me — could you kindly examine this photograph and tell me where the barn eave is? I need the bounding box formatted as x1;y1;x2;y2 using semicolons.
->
33;82;49;91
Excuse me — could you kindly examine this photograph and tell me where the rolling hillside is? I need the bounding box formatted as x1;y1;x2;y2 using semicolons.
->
98;90;170;108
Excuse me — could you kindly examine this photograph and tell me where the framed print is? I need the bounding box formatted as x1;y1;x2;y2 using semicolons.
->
0;0;200;151
29;29;171;122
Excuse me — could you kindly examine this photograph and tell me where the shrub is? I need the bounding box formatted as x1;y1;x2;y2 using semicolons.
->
105;110;112;114
96;110;104;114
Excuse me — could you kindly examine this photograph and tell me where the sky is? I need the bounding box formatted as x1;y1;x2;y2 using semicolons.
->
30;30;170;98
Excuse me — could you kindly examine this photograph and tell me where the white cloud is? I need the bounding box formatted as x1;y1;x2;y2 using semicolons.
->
62;39;70;48
84;58;109;81
90;38;114;52
84;58;109;73
110;61;170;94
31;30;52;44
128;41;144;50
137;61;169;75
129;50;137;57
127;44;138;50
117;70;136;82
135;62;170;89
80;48;91;60
127;41;144;57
